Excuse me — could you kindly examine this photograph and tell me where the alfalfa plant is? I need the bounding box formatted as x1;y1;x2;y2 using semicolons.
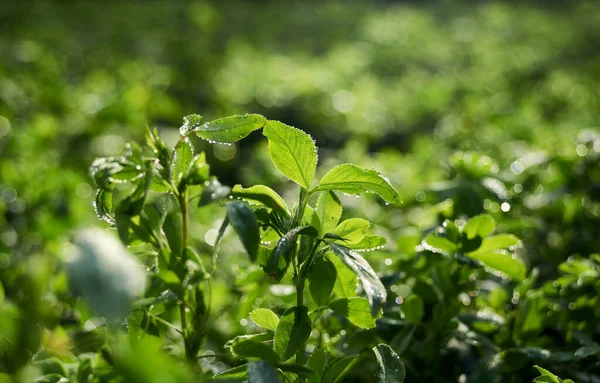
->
86;113;405;382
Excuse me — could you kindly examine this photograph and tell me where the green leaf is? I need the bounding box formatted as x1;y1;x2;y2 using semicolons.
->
316;191;342;235
199;179;231;207
466;249;527;281
227;201;260;262
303;206;322;234
194;114;266;143
186;152;210;185
373;344;406;383
172;137;194;187
313;164;400;205
248;361;282;383
348;236;387;252
274;306;312;362
533;366;562;383
308;258;337;306
330;297;377;329
421;234;457;256
265;226;318;280
163;209;183;257
263;120;318;189
231;184;290;216
321;356;357;383
180;114;203;136
402;295;424;324
250;308;280;331
329;243;386;316
479;234;521;250
231;338;280;364
307;348;329;382
213;363;248;380
333;218;371;245
275;364;316;381
94;187;114;224
328;253;358;298
463;214;495;239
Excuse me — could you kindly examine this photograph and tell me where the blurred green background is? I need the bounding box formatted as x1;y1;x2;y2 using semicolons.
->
1;1;599;381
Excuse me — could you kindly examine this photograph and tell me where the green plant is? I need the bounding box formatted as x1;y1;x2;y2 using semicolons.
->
84;114;405;382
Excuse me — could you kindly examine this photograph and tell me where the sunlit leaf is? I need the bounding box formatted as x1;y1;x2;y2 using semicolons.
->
463;214;495;239
194;114;266;143
263;120;318;189
330;297;377;329
249;308;280;331
231;184;290;216
313;164;400;204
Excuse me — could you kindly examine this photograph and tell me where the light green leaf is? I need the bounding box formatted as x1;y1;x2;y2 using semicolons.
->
328;253;358;298
421;234;457;255
348;236;387;251
172;137;194;187
248;361;282;383
329;243;386;316
373;344;406;383
227;201;260;262
303;206;322;234
232;184;290;216
463;214;495;239
402;295;424;324
333;218;371;245
194;114;266;143
308;258;337;306
466;249;527;281
479;234;521;251
263;120;318;189
185;152;210;185
313;164;400;205
330;297;378;329
250;308;280;331
316;191;342;235
274;306;312;362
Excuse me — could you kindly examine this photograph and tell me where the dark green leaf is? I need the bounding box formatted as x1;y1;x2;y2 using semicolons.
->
274;306;312;362
275;364;316;381
199;179;231;207
227;201;260;262
250;308;280;331
264;226;317;280
248;361;282;383
329;243;386;316
307;348;329;382
373;344;405;383
231;184;291;217
94;187;114;224
316;191;342;235
321;356;357;383
401;295;424;324
195;114;266;143
330;297;377;329
263;120;318;189
163;209;183;257
463;214;495;239
313;164;400;205
231;338;280;364
308;258;337;306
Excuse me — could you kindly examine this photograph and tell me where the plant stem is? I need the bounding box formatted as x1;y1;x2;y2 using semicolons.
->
296;278;306;367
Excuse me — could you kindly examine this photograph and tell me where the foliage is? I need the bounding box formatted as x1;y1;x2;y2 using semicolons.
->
1;1;599;382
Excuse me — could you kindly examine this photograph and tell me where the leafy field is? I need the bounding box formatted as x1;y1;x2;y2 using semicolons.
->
0;1;599;382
